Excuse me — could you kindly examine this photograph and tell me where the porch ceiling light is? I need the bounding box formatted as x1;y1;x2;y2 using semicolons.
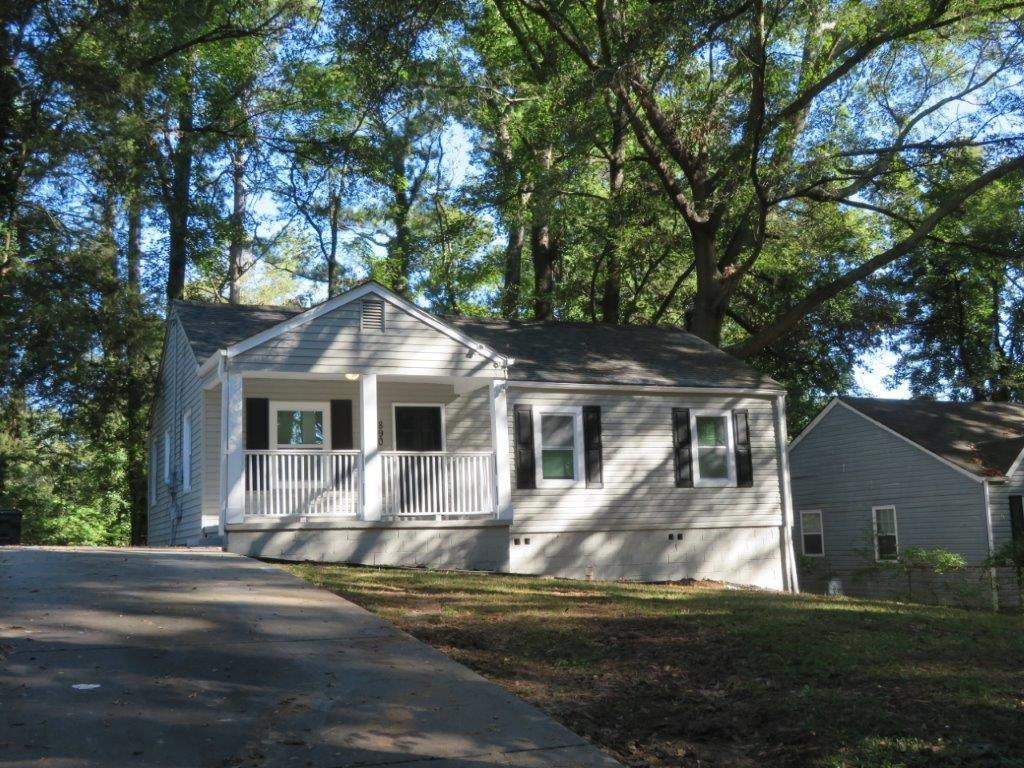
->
344;373;360;381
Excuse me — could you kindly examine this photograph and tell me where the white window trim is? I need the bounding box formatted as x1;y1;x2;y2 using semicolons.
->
872;505;899;561
163;430;171;486
391;403;447;452
532;405;585;489
182;412;192;491
271;401;330;450
800;509;824;557
689;409;737;487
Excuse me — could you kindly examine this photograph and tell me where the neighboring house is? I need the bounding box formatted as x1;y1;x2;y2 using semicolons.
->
148;281;799;591
790;397;1024;608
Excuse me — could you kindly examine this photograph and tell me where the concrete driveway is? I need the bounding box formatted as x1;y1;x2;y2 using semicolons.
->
0;547;619;768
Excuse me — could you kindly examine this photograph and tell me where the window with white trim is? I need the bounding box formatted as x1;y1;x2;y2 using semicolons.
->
532;406;584;488
873;506;898;561
800;510;824;556
182;412;192;491
273;402;328;449
690;411;736;486
149;438;157;503
163;430;171;485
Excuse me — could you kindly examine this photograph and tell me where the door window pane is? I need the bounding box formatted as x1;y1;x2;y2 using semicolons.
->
695;415;729;479
541;414;575;479
276;410;324;447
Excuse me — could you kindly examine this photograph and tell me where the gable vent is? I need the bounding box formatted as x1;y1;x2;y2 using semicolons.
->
360;299;386;332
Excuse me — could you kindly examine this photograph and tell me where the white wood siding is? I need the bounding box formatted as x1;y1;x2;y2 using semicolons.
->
507;389;783;532
148;319;204;544
231;300;501;378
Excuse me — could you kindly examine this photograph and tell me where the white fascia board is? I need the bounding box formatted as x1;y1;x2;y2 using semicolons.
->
831;399;986;484
505;380;784;398
787;397;841;454
223;282;509;367
1005;446;1024;479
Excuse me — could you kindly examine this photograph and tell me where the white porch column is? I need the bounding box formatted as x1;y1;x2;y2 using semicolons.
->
360;373;383;521
223;372;245;527
489;379;513;521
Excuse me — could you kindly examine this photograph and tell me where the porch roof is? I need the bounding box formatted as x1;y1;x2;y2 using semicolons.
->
172;298;782;392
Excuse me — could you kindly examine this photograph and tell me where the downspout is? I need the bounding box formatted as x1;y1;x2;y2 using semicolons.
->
983;480;999;612
774;393;800;593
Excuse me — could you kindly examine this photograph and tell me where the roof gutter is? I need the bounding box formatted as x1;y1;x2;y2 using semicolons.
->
505;380;785;397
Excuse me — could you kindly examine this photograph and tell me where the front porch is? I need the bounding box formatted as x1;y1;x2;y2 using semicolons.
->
213;372;513;530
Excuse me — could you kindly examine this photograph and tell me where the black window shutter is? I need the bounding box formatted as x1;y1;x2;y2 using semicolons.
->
582;406;603;488
245;398;269;491
513;404;536;489
330;400;354;449
245;398;269;450
1010;495;1024;542
672;408;693;488
733;409;753;487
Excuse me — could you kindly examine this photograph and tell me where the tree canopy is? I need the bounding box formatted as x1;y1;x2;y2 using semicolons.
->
2;0;1023;543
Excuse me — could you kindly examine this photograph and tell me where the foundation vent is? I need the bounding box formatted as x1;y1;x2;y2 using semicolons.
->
361;299;386;332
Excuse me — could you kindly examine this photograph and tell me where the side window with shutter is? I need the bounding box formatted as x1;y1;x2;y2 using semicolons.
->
1010;495;1024;542
330;400;354;449
672;408;693;487
513;404;536;489
582;406;603;488
732;409;753;487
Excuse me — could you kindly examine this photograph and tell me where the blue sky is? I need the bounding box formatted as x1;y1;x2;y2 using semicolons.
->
855;348;910;398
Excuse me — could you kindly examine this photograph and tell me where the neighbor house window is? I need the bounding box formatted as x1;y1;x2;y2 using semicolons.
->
800;510;824;556
273;403;327;449
181;412;192;491
690;411;736;487
532;406;584;488
163;430;171;485
873;506;898;561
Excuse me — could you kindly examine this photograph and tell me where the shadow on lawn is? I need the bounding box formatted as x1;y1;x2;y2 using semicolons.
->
292;564;1024;768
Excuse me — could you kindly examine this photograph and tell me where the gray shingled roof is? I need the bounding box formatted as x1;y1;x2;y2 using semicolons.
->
444;315;782;390
173;301;301;364
839;397;1024;478
171;298;782;391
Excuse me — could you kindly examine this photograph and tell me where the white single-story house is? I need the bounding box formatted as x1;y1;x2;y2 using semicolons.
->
790;397;1024;608
148;281;799;591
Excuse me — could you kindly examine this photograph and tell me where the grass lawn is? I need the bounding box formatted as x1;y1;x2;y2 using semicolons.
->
285;564;1024;768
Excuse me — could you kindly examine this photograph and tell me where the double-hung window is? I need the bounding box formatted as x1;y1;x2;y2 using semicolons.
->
690;411;736;486
873;505;898;561
273;403;328;449
163;430;171;485
182;412;192;491
800;510;824;556
532;406;584;488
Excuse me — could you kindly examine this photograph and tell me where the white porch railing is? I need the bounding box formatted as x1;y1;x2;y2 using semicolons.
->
382;452;495;519
244;450;360;517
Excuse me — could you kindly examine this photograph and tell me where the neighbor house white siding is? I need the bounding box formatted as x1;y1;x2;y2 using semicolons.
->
790;402;991;605
148;318;204;545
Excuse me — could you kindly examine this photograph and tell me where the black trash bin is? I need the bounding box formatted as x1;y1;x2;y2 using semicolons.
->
0;509;22;545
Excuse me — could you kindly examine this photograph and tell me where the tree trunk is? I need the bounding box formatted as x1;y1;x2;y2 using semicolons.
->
530;146;557;321
227;140;248;303
501;221;525;319
125;185;148;545
531;220;557;321
166;75;194;303
687;222;727;346
600;103;627;324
